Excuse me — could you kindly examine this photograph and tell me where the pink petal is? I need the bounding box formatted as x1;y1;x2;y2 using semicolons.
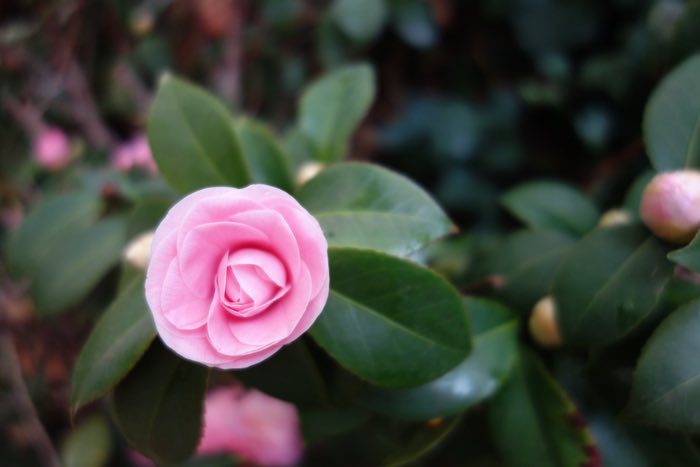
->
160;259;211;330
227;265;312;346
178;221;269;296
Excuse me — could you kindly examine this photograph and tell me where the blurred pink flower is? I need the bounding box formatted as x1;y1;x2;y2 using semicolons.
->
198;386;303;466
113;135;157;174
33;127;71;170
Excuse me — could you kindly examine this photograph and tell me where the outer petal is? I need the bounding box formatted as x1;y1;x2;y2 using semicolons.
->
160;259;211;330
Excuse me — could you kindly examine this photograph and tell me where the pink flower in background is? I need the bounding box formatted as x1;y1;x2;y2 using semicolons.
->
640;170;700;244
113;135;157;174
198;386;303;466
33;127;71;170
145;185;329;369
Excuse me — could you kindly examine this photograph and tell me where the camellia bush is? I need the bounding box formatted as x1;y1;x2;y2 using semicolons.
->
3;2;700;465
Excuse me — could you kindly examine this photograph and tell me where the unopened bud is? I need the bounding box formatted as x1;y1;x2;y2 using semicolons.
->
295;162;325;187
529;295;562;348
123;231;154;270
640;170;700;244
598;208;633;228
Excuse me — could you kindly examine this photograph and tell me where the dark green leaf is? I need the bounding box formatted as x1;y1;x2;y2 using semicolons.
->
668;230;700;272
643;53;700;171
296;163;453;256
235;340;327;407
553;225;673;347
125;197;172;238
331;0;388;43
501;181;599;237
298;64;375;162
390;0;437;49
32;218;126;315
235;118;294;192
355;297;517;420
147;74;251;193
485;229;575;313
113;342;208;465
310;247;470;388
6;191;102;277
300;408;370;444
71;274;156;414
60;415;112;467
623;171;655;217
628;299;700;431
489;350;596;467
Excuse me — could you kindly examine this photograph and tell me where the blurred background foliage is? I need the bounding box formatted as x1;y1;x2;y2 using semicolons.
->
2;0;700;466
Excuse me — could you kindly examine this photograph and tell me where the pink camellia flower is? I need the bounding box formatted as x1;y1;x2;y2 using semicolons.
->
198;386;303;466
640;170;700;244
33;127;71;170
113;135;158;174
145;185;329;369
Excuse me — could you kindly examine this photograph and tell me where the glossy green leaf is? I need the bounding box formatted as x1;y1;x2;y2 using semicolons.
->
623;170;655;216
643;53;700;171
112;343;208;465
298;64;375;162
235;340;327;407
587;410;700;467
32;218;126;315
125;197;172;238
355;297;517;420
485;229;575;313
147;74;251;193
60;415;112;467
628;299;700;431
552;225;673;347
501;181;599;237
235;118;294;192
71;274;156;414
6;191;102;277
297;163;453;255
668;230;700;273
331;0;388;43
489;350;596;467
311;247;471;388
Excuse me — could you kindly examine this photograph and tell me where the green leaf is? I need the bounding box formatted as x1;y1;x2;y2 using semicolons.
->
6;191;102;277
489;350;596;467
552;225;673;347
32;218;126;315
112;342;208;465
235;340;327;407
668;230;700;272
235;118;294;192
331;0;388;43
296;163;453;256
60;415;112;467
355;297;517;420
485;229;575;313
628;299;700;431
125;197;173;238
310;247;471;388
643;53;700;171
71;274;156;414
298;64;375;162
623;170;655;217
147;74;251;193
390;0;437;49
501;181;599;237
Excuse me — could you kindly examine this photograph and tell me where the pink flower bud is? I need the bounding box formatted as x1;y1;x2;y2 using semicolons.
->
198;386;303;466
112;135;157;174
33;127;72;170
640;170;700;244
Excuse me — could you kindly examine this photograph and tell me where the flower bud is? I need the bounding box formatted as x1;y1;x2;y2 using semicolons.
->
640;170;700;244
529;295;562;348
295;161;325;187
122;231;154;270
33;127;72;171
598;208;633;228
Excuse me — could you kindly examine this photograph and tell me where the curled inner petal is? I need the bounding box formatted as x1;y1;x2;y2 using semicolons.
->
216;249;289;318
